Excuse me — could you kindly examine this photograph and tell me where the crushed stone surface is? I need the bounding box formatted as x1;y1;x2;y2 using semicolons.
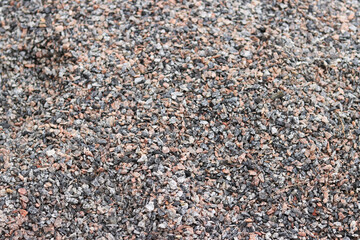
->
1;0;360;239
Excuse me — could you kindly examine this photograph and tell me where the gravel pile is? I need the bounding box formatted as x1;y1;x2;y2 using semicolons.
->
1;0;360;239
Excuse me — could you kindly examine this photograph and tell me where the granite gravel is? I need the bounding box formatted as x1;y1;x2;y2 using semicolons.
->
1;0;360;239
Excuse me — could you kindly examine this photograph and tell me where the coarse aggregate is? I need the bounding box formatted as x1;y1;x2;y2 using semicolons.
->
1;0;360;239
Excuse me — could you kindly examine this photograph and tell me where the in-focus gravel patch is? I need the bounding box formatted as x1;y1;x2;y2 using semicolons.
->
1;0;360;239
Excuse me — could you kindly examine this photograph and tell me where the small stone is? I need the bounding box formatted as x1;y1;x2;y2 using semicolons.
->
138;155;148;163
134;77;144;84
18;188;27;195
162;147;170;154
0;189;6;197
55;25;64;33
107;116;115;127
171;92;183;99
158;222;167;229
259;191;267;201
323;165;333;171
240;50;253;59
39;18;47;28
145;201;154;212
54;218;62;228
138;220;146;228
106;233;115;240
20;195;29;203
249;170;257;176
6;189;13;194
19;209;28;217
46;149;56;157
271;127;278;135
350;220;357;233
168;179;177;189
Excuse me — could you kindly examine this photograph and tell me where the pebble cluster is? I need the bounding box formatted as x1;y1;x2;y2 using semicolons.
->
1;0;360;239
